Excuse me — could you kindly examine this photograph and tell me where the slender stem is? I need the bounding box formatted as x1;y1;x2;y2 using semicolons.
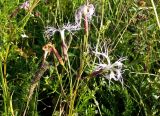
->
100;0;105;27
2;44;11;115
60;30;68;61
150;0;160;29
1;57;10;115
3;44;10;79
86;0;89;5
69;11;89;115
19;0;40;28
84;15;89;38
94;0;105;63
52;44;64;66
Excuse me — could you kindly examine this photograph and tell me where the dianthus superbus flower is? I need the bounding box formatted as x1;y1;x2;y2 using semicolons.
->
92;46;126;86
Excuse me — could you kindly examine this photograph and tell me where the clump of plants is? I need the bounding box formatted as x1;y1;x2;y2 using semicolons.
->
0;0;160;116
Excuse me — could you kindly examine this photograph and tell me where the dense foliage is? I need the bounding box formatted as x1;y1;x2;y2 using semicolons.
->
0;0;160;116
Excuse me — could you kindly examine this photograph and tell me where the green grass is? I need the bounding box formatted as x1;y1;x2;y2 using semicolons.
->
0;0;160;116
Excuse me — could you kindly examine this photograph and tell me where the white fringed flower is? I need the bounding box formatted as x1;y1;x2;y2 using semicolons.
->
75;5;85;24
44;27;57;38
86;4;95;21
75;4;95;25
44;4;95;38
20;1;30;10
92;46;126;86
44;24;80;39
63;23;81;32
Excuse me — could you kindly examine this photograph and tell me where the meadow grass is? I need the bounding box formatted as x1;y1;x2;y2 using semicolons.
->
0;0;160;116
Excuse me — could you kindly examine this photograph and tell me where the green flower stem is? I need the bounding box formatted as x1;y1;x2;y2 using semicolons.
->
150;0;160;29
69;11;89;115
0;50;12;115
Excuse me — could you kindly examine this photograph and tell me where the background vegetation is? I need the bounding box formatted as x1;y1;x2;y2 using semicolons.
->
0;0;160;115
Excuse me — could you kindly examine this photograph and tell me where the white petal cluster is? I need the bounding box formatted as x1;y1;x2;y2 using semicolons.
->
20;1;30;10
93;47;126;86
63;22;81;32
44;4;95;38
44;27;58;39
75;4;95;24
